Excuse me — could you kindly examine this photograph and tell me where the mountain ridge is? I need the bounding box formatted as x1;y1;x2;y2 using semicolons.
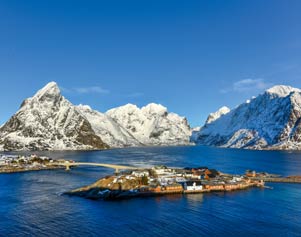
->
192;85;301;150
0;82;192;151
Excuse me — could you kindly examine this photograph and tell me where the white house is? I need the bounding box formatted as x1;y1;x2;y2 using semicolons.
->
185;181;203;191
132;170;149;177
232;176;243;182
152;166;175;176
157;176;176;186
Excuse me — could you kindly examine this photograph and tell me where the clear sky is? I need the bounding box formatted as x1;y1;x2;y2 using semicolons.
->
0;0;301;127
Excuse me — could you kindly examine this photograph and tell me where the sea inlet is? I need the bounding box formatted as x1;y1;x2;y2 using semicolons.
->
1;146;301;236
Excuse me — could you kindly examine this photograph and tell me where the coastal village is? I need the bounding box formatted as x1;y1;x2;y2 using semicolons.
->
0;154;64;173
68;165;268;200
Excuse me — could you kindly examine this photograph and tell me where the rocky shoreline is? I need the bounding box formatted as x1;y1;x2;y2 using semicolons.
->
65;183;262;200
0;166;64;174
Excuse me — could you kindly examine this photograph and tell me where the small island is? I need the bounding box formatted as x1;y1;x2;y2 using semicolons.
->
66;166;268;200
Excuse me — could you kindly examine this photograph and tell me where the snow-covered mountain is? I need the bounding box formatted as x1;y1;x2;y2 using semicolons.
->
192;85;301;150
6;81;300;151
0;82;109;151
106;103;192;146
0;82;192;151
76;104;141;147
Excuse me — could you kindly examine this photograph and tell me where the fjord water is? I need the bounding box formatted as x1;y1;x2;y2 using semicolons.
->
1;146;301;236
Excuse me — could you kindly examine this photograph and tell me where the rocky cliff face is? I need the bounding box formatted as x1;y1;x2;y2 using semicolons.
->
192;85;301;150
0;82;108;151
106;103;192;146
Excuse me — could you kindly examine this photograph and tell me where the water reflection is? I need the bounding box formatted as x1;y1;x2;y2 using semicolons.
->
185;193;204;203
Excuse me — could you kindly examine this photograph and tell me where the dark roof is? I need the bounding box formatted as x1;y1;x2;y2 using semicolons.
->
186;181;202;186
208;169;219;177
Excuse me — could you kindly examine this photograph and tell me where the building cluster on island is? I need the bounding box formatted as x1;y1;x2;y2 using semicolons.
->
69;165;266;200
0;154;62;173
128;166;265;193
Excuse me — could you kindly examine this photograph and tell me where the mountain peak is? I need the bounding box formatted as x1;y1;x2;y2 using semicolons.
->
141;103;167;115
77;104;92;111
205;106;230;124
266;85;301;97
34;81;61;99
106;102;191;146
122;103;139;109
218;106;230;113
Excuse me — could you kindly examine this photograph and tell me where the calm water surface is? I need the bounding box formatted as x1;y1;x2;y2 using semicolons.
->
1;146;301;236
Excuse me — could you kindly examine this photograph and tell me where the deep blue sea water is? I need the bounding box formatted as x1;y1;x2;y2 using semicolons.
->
1;146;301;236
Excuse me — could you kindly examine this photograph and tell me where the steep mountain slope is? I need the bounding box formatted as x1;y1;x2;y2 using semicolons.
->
77;105;141;147
0;82;108;151
193;85;301;150
106;103;192;145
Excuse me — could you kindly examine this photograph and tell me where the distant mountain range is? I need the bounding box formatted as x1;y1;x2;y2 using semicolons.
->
0;82;301;151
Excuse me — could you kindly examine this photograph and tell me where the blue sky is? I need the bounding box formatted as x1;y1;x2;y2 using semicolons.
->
0;0;301;127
